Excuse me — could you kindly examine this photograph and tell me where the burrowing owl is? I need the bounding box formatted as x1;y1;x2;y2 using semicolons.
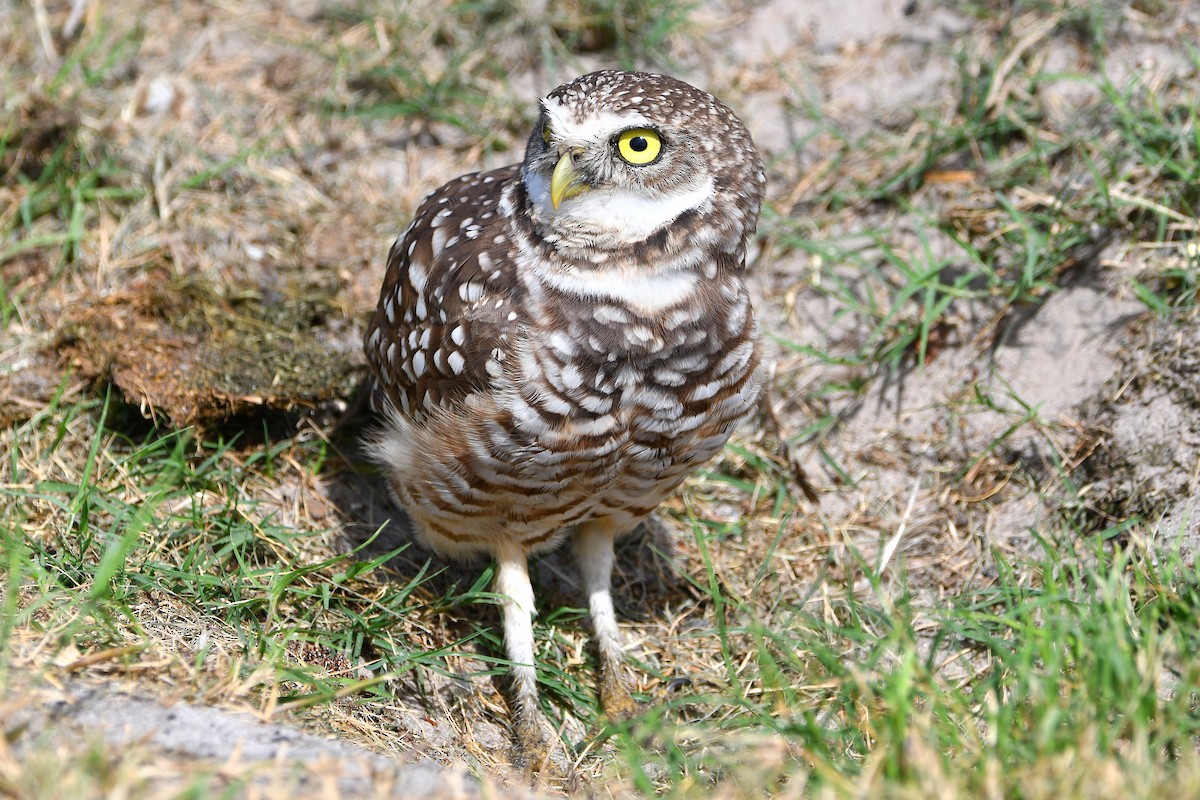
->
364;70;765;762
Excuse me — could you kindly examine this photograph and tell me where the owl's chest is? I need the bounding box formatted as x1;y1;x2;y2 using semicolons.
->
501;287;760;469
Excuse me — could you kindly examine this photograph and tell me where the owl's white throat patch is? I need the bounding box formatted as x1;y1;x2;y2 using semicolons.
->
524;171;715;242
538;265;700;314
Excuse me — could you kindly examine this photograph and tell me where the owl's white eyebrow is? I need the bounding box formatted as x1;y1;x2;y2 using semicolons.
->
541;98;651;144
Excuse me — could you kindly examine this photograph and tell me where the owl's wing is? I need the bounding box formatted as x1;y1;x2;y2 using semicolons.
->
364;165;525;419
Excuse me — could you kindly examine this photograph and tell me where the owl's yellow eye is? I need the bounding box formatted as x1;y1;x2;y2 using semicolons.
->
616;128;662;165
542;124;553;145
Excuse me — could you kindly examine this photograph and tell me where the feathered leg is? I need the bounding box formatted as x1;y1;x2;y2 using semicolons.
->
574;519;637;720
494;547;548;767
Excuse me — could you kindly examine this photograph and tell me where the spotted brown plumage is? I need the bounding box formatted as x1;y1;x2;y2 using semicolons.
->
363;69;766;764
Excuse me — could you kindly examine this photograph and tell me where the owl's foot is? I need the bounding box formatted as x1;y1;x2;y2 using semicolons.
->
599;658;639;722
512;716;552;774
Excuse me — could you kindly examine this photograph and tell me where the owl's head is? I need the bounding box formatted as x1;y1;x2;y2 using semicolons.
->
520;70;765;258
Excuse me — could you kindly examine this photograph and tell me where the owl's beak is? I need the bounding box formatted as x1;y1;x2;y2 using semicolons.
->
550;151;590;209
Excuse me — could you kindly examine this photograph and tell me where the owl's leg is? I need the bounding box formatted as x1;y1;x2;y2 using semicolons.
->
493;548;549;767
573;519;638;721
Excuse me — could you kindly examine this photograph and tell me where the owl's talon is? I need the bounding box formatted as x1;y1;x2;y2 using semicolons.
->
599;664;639;722
512;719;551;774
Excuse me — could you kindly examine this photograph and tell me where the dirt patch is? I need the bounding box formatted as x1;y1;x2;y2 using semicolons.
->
56;276;363;428
6;681;495;799
1079;313;1200;548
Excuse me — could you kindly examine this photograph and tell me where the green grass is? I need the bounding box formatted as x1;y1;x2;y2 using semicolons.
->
763;6;1200;475
0;118;140;270
319;0;697;152
0;20;147;271
600;526;1200;797
8;421;1200;797
2;394;478;703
